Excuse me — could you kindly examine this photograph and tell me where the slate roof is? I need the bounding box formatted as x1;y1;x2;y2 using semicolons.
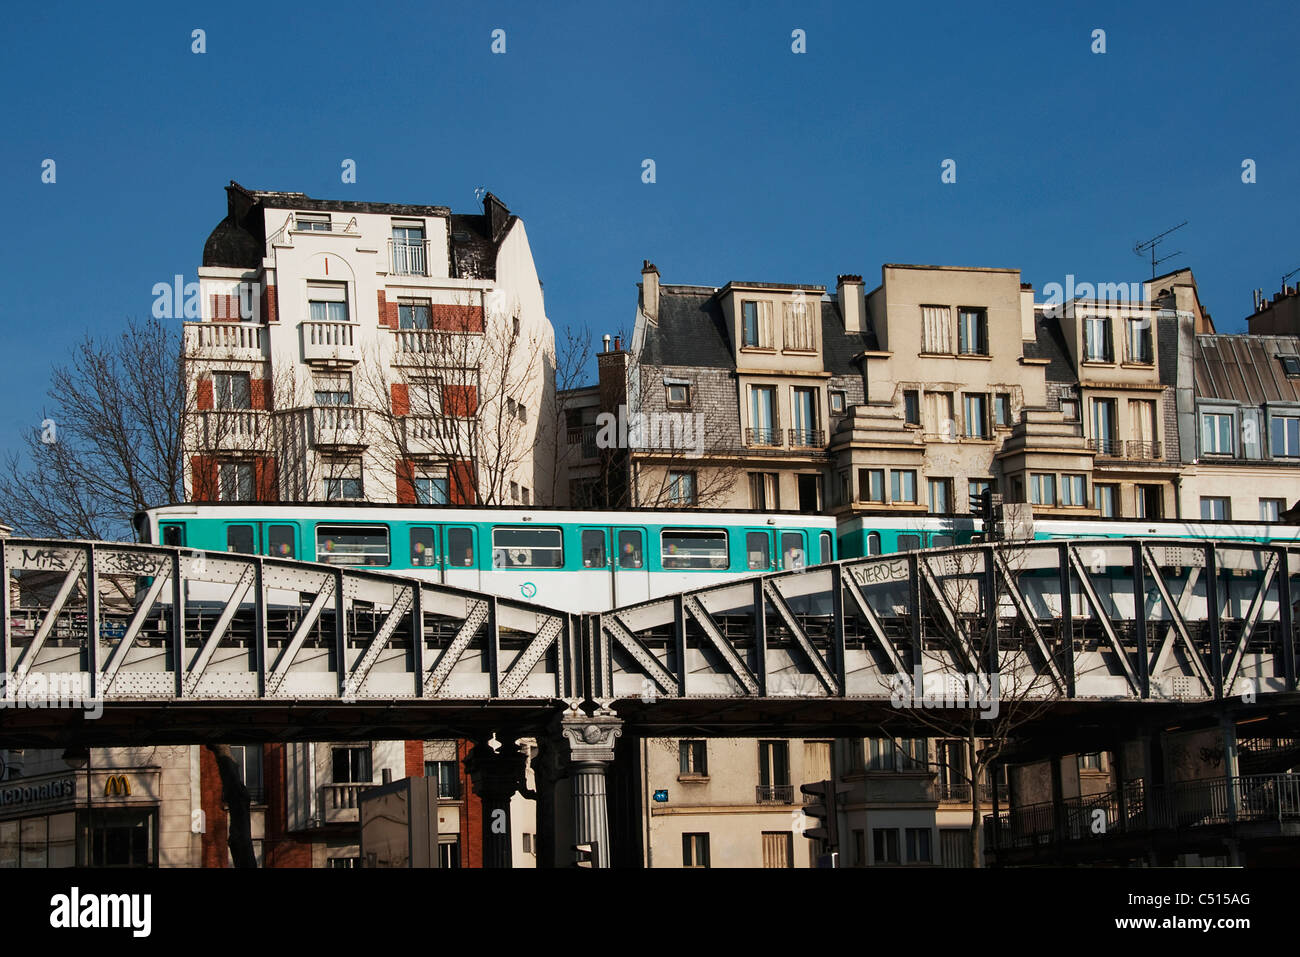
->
1195;334;1300;404
1028;310;1078;385
641;286;872;374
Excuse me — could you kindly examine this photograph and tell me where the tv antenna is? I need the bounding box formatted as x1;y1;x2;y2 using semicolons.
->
1134;221;1187;279
1282;264;1300;292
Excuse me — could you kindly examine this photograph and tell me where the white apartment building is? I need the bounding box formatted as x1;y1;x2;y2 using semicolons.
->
185;182;556;506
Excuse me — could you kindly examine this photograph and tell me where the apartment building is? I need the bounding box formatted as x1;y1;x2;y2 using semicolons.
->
186;181;556;506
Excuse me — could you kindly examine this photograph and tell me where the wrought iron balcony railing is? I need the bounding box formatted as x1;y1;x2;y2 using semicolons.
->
756;784;794;805
746;427;782;448
1125;440;1162;460
787;428;825;448
1088;437;1122;457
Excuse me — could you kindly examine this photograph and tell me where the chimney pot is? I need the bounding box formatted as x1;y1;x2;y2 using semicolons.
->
602;334;611;353
614;336;622;351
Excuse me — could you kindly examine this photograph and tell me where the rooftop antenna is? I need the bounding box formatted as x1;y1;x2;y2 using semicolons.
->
1281;264;1300;293
1134;221;1188;279
473;185;488;204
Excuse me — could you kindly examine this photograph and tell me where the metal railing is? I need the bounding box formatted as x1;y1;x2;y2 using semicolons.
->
937;782;1009;804
1088;437;1122;457
293;214;358;234
756;784;794;804
746;427;782;448
1125;440;1162;460
787;428;824;448
389;238;430;276
568;425;599;459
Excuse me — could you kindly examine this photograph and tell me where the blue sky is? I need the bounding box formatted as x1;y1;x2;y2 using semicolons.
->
2;0;1297;443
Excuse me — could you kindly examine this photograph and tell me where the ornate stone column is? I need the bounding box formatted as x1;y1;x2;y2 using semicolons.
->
464;737;528;869
559;714;623;868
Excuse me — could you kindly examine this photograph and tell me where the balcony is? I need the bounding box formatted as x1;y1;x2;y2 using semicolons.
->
403;414;444;456
1124;440;1162;461
787;428;825;448
320;782;369;825
1087;437;1121;457
313;405;367;448
567;424;599;460
937;782;1010;804
301;321;359;363
746;427;783;448
196;410;272;452
756;784;794;804
184;322;264;361
389;238;430;277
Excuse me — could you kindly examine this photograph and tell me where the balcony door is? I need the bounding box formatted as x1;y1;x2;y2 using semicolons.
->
1092;398;1117;453
750;386;777;445
759;740;790;799
1129;399;1156;455
791;387;818;446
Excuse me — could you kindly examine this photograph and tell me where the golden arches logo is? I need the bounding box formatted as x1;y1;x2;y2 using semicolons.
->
103;775;131;797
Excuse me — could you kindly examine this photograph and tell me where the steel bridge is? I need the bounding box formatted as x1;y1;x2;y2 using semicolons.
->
0;536;1295;743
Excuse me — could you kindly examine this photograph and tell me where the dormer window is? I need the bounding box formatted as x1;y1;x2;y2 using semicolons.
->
295;213;330;231
666;382;691;408
391;221;428;276
1279;355;1300;378
741;301;772;348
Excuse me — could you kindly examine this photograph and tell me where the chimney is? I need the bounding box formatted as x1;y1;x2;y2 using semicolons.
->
836;274;864;333
641;261;660;322
614;335;622;351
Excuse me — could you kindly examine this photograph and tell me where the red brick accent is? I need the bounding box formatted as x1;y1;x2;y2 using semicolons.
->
450;459;476;505
262;284;277;323
442;384;476;418
199;746;229;868
254;457;277;500
390;382;409;417
196;378;213;411
431;304;484;333
209;293;243;321
377;290;400;329
458;740;482;868
262;743;312;868
396;459;416;505
190;455;217;501
404;741;424;778
250;378;270;410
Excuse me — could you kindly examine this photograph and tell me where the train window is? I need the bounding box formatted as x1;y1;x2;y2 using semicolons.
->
867;532;882;556
227;525;255;554
410;527;437;567
662;530;729;570
317;526;390;566
448;527;474;567
782;532;805;570
267;525;295;558
819;531;832;564
581;529;607;568
162;524;184;547
492;527;563;568
897;534;921;552
746;532;771;570
618;530;644;569
933;535;954;548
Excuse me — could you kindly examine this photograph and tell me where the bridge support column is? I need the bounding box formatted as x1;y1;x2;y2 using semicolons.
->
558;713;623;868
465;737;528;869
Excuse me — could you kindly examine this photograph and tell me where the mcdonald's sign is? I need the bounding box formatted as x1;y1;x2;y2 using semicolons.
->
103;775;131;797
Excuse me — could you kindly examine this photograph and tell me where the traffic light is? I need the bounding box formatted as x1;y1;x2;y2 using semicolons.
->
573;842;598;868
980;490;1004;538
799;779;849;849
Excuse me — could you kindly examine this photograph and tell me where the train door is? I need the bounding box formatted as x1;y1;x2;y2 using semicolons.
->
743;530;776;573
408;525;443;584
612;527;650;606
778;530;807;571
443;525;479;592
577;527;612;611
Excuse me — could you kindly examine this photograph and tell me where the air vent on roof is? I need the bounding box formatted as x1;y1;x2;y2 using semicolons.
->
452;230;471;242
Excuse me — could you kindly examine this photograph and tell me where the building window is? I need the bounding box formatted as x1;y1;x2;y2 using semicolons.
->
994;393;1011;427
1126;317;1153;363
1261;498;1285;521
750;386;778;445
1030;473;1056;506
314;372;353;407
791;387;819;445
682;833;710;868
921;305;952;354
439;841;461;869
783;299;816;351
1271;414;1300;457
891;470;917;504
758;740;790;795
963;393;990;439
741;301;771;348
873;828;900;865
1060;397;1080;421
228;745;264;802
928;478;952;514
213;371;251;410
1200;496;1231;521
957;308;988;355
905;827;932;864
1094;483;1118;517
1092;398;1119;454
398;298;432;329
1078;752;1102;770
414;474;449;505
829;390;847;415
666;383;691;408
761;831;794;868
324;459;364;501
391;222;427;276
332;746;372;784
837;470;850;507
1136;484;1164;519
968;479;991;512
749;472;780;510
424;760;460;799
295;213;331;231
1279;355;1300;378
903;390;920;426
1061;473;1086;507
853;829;867;867
866;737;894;771
1083;315;1113;362
1202;412;1235;455
667;471;697;506
219;462;255;501
307;281;348;323
860;468;885;503
679;740;708;776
